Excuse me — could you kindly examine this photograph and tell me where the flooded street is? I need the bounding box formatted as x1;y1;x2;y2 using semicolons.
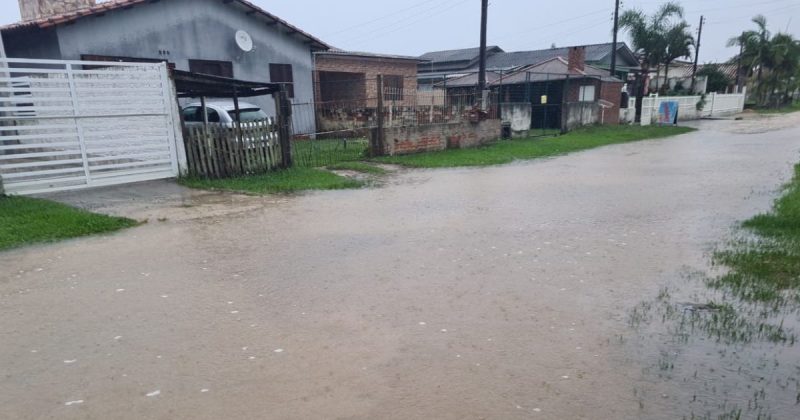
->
2;114;800;419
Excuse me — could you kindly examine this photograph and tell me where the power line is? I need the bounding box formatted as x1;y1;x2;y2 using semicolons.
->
336;0;469;45
492;8;611;43
320;0;438;37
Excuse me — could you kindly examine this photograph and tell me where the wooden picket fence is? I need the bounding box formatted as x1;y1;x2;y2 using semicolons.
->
183;119;283;178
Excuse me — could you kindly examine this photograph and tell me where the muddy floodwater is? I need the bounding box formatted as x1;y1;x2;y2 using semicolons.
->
2;114;800;419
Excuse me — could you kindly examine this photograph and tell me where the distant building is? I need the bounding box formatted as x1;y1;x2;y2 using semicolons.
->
417;42;640;89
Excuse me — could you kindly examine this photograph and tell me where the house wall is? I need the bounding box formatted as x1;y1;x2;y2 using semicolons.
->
314;54;418;107
3;28;61;60
4;0;320;133
599;81;623;124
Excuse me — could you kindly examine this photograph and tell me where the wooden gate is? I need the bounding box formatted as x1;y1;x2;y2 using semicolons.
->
184;119;282;179
0;58;183;195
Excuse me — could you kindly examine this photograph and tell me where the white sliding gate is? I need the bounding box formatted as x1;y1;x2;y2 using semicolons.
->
0;58;184;195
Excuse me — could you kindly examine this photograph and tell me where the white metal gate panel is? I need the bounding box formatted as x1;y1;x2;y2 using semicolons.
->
0;58;180;195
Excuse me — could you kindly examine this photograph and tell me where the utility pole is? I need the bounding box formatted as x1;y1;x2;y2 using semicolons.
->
478;0;488;109
610;0;620;77
735;36;744;92
691;15;704;93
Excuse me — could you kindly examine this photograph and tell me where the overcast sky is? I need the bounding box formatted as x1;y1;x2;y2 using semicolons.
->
2;0;799;62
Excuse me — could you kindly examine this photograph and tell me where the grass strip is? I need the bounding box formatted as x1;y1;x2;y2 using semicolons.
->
0;196;137;251
180;167;363;195
374;125;695;168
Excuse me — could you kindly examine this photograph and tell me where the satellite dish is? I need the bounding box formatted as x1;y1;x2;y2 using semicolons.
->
235;30;254;53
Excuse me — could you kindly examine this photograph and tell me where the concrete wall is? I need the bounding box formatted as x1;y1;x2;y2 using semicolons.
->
4;0;320;133
500;103;532;137
378;119;502;156
564;102;599;131
621;90;747;125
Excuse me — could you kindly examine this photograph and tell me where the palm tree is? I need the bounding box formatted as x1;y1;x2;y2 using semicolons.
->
661;21;694;93
619;2;684;121
728;16;800;106
620;2;685;88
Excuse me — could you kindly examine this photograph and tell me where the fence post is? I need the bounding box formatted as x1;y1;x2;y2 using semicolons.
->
371;75;385;157
275;86;293;168
710;92;717;117
560;74;570;134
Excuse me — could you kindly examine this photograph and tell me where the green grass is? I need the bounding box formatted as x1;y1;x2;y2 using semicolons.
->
326;162;387;174
710;164;800;304
754;101;800;114
179;167;364;194
0;196;137;251
292;138;369;168
373;125;696;168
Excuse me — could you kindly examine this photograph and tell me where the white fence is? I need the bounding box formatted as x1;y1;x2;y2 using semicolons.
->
621;89;747;126
0;58;185;195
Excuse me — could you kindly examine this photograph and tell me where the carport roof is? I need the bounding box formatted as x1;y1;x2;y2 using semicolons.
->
172;70;280;99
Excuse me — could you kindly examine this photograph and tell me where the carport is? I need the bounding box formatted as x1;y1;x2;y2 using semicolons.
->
171;70;293;178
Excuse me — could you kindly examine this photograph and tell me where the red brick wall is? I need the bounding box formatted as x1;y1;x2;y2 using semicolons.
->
599;81;623;125
314;54;418;107
379;120;502;156
565;78;622;125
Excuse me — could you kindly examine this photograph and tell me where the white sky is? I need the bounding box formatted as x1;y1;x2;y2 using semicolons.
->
1;0;799;62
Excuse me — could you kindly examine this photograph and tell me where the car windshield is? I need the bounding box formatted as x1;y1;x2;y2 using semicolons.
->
228;108;268;122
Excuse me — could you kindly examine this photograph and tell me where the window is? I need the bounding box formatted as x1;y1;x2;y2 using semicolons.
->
182;106;220;123
578;85;596;102
384;75;404;101
189;59;234;78
228;108;268;122
269;64;295;98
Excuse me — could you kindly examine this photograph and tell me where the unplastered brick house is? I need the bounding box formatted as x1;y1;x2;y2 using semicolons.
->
313;51;427;134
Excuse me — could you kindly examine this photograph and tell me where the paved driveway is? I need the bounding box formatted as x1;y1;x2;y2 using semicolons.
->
2;114;800;419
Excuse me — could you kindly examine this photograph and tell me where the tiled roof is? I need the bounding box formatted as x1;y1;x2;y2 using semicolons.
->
438;57;622;88
420;42;639;72
1;0;330;51
492;57;622;85
316;50;428;62
418;46;504;63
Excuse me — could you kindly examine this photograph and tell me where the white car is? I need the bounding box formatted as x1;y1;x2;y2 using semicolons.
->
182;100;269;128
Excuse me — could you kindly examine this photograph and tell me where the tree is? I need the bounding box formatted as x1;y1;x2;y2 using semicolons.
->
662;21;695;93
619;2;685;121
697;65;730;93
619;2;685;76
728;16;800;106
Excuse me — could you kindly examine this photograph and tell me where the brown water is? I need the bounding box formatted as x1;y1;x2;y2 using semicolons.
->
2;114;800;419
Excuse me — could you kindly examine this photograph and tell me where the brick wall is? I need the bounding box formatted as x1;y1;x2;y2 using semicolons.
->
566;78;622;125
376;119;502;156
599;81;623;125
314;54;418;107
19;0;95;21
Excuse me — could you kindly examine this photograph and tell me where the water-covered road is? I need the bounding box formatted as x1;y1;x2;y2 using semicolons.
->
2;113;799;419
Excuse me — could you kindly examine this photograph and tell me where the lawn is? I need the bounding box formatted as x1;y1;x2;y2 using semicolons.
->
373;125;696;168
180;167;364;194
0;196;137;251
710;163;800;304
754;101;800;114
